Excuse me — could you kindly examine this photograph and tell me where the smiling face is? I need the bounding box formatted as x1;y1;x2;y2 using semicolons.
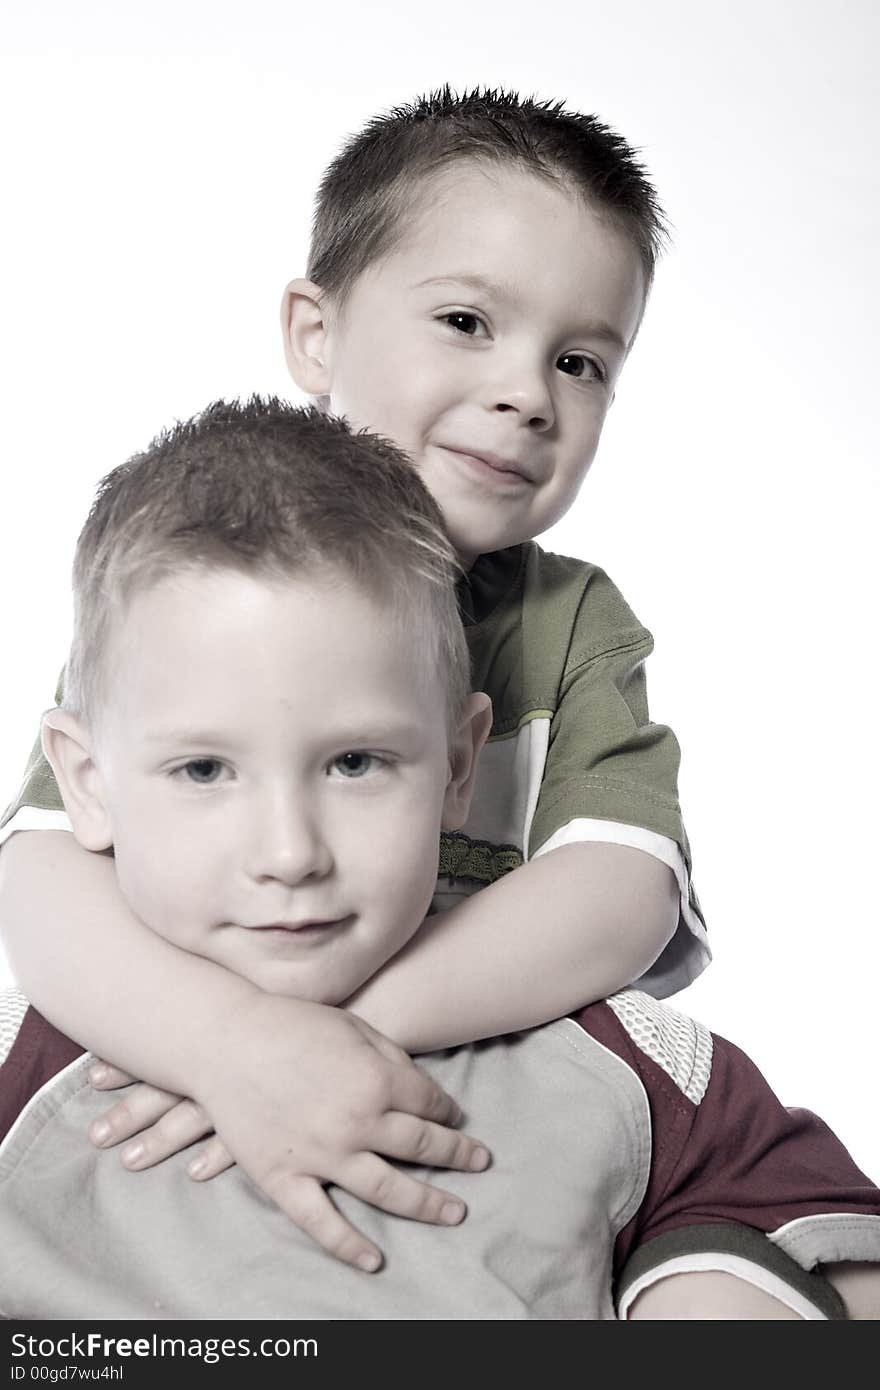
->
69;566;476;1004
307;162;645;566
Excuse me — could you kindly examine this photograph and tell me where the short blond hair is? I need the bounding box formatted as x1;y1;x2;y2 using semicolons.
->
65;398;471;730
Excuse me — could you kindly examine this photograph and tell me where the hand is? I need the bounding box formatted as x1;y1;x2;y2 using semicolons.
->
88;1064;234;1178
90;996;490;1272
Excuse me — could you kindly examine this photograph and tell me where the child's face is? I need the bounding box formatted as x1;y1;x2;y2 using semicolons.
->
295;163;645;565
82;568;466;1004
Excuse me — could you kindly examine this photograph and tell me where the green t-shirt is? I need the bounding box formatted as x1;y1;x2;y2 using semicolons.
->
440;543;708;996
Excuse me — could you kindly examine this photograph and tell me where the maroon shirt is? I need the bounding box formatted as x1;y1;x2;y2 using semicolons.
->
2;993;878;1316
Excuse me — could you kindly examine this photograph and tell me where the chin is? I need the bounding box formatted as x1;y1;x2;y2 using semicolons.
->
231;960;323;1002
275;972;362;1007
320;970;369;1005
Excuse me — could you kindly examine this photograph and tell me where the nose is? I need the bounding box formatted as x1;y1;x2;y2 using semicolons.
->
245;787;333;886
488;352;555;431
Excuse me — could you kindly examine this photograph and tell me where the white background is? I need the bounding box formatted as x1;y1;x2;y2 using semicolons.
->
1;2;877;1176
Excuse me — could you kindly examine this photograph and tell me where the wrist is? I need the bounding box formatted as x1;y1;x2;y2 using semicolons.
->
193;989;326;1106
344;960;419;1048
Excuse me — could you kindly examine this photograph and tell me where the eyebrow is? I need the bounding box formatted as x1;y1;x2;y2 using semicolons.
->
142;717;429;747
415;272;518;299
142;729;239;747
414;274;629;352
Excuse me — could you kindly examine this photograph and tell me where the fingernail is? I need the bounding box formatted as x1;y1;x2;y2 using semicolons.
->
357;1252;381;1273
441;1200;465;1224
469;1146;490;1171
188;1156;206;1179
89;1064;108;1086
122;1142;144;1167
91;1120;111;1145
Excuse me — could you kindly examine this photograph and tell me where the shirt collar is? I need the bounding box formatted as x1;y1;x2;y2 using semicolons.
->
456;544;526;627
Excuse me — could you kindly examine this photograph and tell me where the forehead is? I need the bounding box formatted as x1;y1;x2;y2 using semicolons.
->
103;568;446;737
358;160;645;342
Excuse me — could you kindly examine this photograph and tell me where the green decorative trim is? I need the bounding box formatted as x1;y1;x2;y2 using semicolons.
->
438;832;523;885
616;1223;846;1320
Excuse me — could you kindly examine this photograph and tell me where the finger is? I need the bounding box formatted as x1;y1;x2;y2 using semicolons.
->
374;1112;491;1173
386;1064;463;1127
88;1061;138;1090
260;1171;383;1273
349;1019;463;1125
89;1084;185;1149
118;1100;213;1171
338;1152;468;1227
186;1135;235;1182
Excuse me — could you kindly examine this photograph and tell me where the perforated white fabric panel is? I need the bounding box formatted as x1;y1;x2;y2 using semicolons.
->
607;989;713;1104
0;988;29;1066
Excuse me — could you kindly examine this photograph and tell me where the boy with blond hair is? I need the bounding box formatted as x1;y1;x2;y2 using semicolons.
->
3;400;878;1320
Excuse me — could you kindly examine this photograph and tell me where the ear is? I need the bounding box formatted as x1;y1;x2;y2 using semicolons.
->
41;710;114;852
442;692;492;831
280;277;333;397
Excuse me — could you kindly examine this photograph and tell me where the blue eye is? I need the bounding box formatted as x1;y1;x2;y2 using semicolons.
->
331;752;376;779
557;352;605;382
181;759;224;784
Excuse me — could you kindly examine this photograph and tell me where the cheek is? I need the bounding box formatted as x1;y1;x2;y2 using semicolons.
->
552;407;607;491
389;816;444;917
330;335;443;445
330;326;402;423
349;794;443;919
110;807;221;938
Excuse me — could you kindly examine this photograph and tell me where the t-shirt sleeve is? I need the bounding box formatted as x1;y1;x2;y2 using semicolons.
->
0;673;70;843
525;561;708;996
576;994;880;1319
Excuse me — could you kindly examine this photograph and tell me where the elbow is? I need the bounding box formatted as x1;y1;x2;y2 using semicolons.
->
621;858;680;984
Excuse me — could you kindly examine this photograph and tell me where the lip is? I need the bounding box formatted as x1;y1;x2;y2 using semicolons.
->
437;444;537;487
245;917;353;936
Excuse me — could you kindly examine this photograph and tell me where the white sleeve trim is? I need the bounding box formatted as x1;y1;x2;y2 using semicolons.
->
768;1212;880;1266
519;718;550;861
532;816;682;869
617;1252;829;1320
532;817;707;951
0;807;73;848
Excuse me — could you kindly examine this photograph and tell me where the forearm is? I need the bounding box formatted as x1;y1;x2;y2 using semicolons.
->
347;843;679;1052
0;830;258;1096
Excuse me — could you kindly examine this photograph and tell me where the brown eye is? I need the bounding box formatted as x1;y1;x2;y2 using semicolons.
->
444;312;480;335
557;353;604;382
